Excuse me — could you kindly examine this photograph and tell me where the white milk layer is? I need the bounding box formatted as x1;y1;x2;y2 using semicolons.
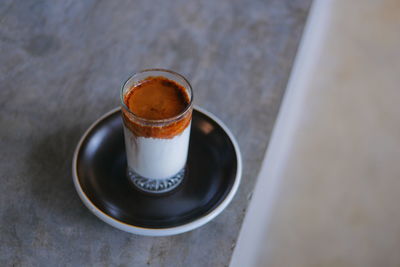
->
123;124;191;179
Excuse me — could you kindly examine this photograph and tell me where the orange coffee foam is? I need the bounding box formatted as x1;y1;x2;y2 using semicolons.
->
122;76;191;139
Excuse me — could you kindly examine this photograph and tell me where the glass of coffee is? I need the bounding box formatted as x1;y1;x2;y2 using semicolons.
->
120;69;193;194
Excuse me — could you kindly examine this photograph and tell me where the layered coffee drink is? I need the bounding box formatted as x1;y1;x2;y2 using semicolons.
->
121;69;193;193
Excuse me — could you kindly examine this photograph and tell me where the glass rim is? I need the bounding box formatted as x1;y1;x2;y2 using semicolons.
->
120;68;194;124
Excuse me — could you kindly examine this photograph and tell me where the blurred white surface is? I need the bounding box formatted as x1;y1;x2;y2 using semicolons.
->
230;0;400;266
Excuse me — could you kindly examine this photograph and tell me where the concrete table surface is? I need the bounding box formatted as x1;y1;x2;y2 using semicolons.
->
0;0;311;266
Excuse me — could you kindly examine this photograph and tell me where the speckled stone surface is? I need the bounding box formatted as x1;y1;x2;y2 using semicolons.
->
0;0;311;266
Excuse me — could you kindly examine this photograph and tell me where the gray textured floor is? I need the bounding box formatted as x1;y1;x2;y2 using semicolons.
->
0;0;311;266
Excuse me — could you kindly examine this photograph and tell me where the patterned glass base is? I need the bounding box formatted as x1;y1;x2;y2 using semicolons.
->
128;167;185;194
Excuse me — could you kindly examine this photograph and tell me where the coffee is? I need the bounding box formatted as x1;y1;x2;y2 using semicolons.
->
121;70;193;193
122;76;192;139
124;76;190;120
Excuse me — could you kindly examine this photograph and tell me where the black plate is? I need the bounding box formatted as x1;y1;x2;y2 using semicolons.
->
73;107;241;234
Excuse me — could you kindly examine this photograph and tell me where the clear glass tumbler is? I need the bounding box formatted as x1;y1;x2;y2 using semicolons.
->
120;69;193;194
